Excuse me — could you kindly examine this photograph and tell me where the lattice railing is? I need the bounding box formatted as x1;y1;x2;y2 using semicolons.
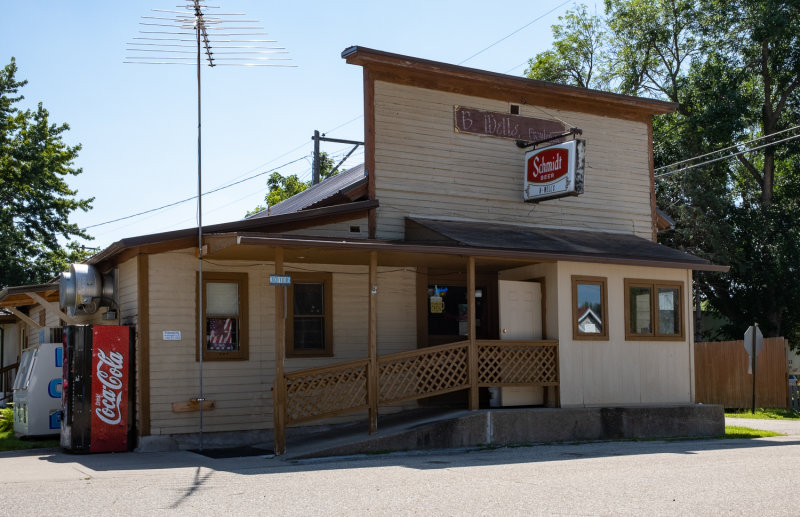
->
281;340;558;426
478;340;559;386
378;341;470;405
284;359;369;425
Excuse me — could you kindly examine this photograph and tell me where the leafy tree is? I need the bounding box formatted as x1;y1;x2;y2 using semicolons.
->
526;4;610;89
0;58;93;289
246;151;339;217
526;1;800;341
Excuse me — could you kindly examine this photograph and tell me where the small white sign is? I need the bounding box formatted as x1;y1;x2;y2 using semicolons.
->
163;331;182;341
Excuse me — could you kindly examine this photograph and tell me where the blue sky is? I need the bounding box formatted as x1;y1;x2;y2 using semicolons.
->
2;1;573;251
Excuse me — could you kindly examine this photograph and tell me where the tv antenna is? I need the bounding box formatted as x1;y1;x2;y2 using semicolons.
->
125;1;294;451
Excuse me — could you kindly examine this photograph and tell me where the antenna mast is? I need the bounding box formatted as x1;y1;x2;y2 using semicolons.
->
126;1;293;451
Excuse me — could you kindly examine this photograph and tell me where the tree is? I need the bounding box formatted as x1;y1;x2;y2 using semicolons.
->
525;4;610;89
0;58;93;289
246;151;340;217
526;1;800;341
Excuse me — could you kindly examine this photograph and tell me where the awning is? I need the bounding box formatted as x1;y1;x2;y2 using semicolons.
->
404;218;728;272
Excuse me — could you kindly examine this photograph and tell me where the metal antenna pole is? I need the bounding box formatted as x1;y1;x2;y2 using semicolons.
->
194;1;205;451
125;0;295;452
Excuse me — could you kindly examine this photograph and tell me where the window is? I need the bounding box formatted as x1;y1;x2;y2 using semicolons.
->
199;272;248;361
572;276;608;340
286;272;333;357
624;279;684;340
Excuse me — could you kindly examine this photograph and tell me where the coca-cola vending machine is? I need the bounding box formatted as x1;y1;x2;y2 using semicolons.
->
61;325;135;453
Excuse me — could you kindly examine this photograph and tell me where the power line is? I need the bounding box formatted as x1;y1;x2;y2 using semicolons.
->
81;155;307;229
655;124;800;173
458;0;571;65
655;132;800;179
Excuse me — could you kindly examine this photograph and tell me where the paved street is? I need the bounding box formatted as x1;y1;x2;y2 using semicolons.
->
2;419;799;516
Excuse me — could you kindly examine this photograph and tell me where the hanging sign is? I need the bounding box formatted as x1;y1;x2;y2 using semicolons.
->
454;106;565;142
523;139;585;202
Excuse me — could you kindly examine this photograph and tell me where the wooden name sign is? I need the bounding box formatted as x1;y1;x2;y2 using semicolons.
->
454;106;564;142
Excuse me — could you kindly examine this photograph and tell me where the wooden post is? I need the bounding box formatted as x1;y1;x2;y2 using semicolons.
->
273;248;287;455
368;251;378;433
468;256;478;410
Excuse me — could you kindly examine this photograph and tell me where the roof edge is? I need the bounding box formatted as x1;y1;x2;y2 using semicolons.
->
342;46;678;115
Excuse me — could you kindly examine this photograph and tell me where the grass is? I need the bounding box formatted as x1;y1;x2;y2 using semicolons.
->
725;408;800;420
0;429;59;452
724;425;783;439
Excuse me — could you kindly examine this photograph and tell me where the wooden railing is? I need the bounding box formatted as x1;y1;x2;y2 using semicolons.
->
282;340;558;426
0;362;18;404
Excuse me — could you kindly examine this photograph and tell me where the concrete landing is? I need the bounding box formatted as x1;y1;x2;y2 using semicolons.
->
280;405;725;460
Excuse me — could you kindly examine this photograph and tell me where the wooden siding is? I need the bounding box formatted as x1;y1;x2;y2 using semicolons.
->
145;250;418;435
695;337;788;409
554;262;693;407
118;258;138;325
372;81;654;241
283;218;370;239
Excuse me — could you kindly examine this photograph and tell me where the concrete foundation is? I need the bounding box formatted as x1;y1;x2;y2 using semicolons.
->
135;405;724;458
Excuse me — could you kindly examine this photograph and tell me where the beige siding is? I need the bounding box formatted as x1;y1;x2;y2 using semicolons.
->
283;218;370;239
146;250;418;435
118;258;138;325
554;262;693;407
373;81;653;240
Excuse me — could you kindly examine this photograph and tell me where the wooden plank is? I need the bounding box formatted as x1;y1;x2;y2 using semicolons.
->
695;337;788;408
368;251;378;434
273;248;286;455
27;292;79;325
6;307;40;329
468;256;478;410
137;254;151;437
171;399;216;413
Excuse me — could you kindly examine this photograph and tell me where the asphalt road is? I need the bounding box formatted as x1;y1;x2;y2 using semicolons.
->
2;418;799;516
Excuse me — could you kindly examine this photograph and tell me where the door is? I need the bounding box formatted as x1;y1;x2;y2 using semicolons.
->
497;280;543;406
498;280;542;341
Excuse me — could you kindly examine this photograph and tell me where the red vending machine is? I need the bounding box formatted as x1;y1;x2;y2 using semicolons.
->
61;325;135;453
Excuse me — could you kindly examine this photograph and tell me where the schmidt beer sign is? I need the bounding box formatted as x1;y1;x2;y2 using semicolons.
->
524;139;586;202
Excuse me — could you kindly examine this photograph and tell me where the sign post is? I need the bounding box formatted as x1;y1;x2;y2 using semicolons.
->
743;323;763;414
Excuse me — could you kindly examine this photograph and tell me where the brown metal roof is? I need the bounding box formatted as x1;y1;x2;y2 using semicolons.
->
404;218;727;272
86;199;378;267
247;164;367;219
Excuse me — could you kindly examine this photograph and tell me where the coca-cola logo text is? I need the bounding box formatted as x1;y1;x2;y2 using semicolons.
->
95;349;124;425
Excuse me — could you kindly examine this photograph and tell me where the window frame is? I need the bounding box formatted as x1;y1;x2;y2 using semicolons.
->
623;278;685;341
571;275;609;340
197;272;249;361
286;272;333;358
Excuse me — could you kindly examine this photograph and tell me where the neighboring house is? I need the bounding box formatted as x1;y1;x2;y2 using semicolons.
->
0;47;726;452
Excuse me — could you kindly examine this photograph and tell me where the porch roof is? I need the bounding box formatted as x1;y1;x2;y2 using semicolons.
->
220;218;727;272
404;218;727;272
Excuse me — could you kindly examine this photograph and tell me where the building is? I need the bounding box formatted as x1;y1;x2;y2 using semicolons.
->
0;47;727;453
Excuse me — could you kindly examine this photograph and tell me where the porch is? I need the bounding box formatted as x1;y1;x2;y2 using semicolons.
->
281;338;559;430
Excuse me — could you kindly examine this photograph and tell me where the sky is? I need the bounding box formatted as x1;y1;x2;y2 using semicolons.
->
2;1;574;252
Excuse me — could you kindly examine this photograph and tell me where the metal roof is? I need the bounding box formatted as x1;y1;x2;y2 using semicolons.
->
404;218;727;272
247;164;367;219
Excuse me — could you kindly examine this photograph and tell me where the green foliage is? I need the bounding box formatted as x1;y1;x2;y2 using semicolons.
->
0;58;93;289
526;4;610;89
724;425;782;438
0;404;13;433
246;152;340;217
725;408;800;420
527;0;800;341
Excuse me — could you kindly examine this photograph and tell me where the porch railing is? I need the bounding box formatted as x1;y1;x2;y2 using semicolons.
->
0;362;18;404
283;340;558;426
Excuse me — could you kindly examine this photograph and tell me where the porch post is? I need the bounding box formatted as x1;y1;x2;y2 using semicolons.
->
468;256;479;410
273;247;287;455
368;251;378;433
